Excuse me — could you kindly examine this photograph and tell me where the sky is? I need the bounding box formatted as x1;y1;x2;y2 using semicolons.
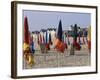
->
23;10;91;32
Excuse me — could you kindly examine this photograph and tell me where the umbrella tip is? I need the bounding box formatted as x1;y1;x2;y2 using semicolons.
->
25;16;27;19
59;19;61;22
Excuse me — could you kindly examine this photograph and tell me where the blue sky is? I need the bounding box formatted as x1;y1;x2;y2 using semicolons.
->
23;10;91;32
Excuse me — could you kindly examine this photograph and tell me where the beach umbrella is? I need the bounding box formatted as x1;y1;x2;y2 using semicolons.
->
23;16;30;53
23;16;34;66
73;24;81;50
62;33;64;42
31;41;35;54
64;33;68;49
57;20;62;41
45;30;50;50
24;16;29;44
67;32;70;45
82;31;85;44
54;20;65;53
37;34;39;45
78;33;81;44
42;33;45;44
87;26;91;50
78;28;81;45
45;31;48;44
39;34;42;44
73;24;77;43
30;36;35;54
49;33;52;44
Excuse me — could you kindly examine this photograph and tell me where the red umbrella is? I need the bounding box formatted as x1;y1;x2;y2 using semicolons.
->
24;16;29;44
23;16;35;66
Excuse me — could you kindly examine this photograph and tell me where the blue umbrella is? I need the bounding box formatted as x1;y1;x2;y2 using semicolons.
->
31;41;35;54
30;36;35;54
57;20;62;41
45;31;48;44
49;33;52;44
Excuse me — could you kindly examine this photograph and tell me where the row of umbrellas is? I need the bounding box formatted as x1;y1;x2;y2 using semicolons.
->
23;16;91;66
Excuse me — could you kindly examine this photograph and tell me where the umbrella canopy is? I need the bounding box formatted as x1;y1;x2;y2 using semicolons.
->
49;33;52;44
87;26;91;50
45;31;48;44
24;16;29;44
73;24;78;42
23;16;35;66
57;20;62;41
54;20;65;53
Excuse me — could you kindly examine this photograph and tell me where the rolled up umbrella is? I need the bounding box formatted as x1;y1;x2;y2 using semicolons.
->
23;16;34;66
57;20;62;41
24;16;29;44
55;20;65;53
87;26;91;50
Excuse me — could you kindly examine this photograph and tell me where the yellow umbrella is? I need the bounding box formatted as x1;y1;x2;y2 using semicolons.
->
87;26;91;50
